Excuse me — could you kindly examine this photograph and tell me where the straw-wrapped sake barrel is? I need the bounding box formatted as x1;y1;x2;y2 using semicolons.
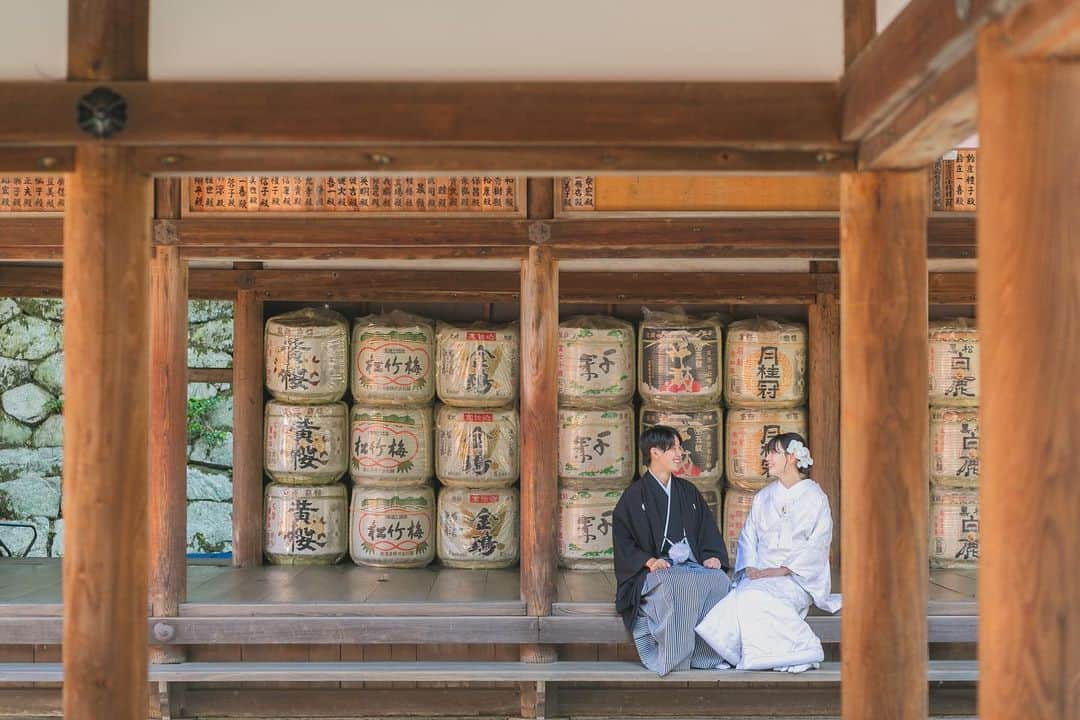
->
725;407;807;491
264;483;348;565
436;322;519;407
265;308;349;403
349;485;436;568
930;407;980;488
930;485;980;569
929;319;980;407
436;405;519;488
265;401;348;485
722;487;756;569
351;311;435;406
639;404;723;488
437;487;519;568
558;406;635;488
697;481;721;523
558;316;635;408
558;487;622;570
638;310;723;407
724;319;807;408
350;405;433;487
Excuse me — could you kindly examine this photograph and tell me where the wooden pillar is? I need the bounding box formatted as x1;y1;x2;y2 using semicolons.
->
977;26;1080;720
808;262;841;560
840;171;928;720
519;177;559;720
63;3;151;719
232;264;265;567
148;229;188;664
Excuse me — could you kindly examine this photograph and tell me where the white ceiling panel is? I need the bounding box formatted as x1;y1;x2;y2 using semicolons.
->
0;0;66;80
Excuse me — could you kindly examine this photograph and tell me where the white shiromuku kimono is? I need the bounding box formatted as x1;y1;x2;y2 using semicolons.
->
695;478;841;672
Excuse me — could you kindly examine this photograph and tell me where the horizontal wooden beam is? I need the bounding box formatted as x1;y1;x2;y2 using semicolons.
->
998;0;1080;58
134;145;854;175
0;81;845;154
187;368;233;383
0;147;74;173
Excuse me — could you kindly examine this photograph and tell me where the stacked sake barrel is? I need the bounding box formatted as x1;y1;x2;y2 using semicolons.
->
722;319;809;559
349;312;438;568
263;308;350;565
928;319;981;569
434;321;521;568
638;309;726;536
557;316;636;570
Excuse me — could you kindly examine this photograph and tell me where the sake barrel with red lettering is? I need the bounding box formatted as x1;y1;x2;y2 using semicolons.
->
639;404;723;487
930;407;980;488
928;319;980;407
435;405;519;488
558;405;635;488
558;487;622;570
349;485;436;568
722;487;756;568
437;486;519;569
265;307;349;403
724;318;807;408
349;405;433;487
930;485;980;569
697;480;721;522
264;482;348;565
351;311;435;406
436;321;519;407
558;315;635;408
725;407;808;491
638;311;723;407
265;401;348;485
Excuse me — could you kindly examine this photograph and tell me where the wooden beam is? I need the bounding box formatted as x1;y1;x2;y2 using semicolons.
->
840;170;928;719
63;2;150;718
0;81;844;150
0;148;74;173
0;219;64;260
977;25;1079;720
232;269;265;568
148;243;188;665
0;264;62;296
998;0;1080;57
519;245;558;664
845;0;877;68
187;367;234;384
808;267;841;560
928;272;977;304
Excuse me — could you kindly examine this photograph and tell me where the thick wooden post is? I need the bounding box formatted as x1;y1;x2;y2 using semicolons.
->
840;171;928;720
232;265;265;567
808;262;841;560
63;2;151;719
977;26;1079;720
148;238;188;664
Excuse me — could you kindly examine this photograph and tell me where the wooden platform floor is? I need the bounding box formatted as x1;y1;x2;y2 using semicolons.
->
0;559;978;617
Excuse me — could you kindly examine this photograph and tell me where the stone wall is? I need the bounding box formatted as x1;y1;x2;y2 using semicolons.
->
0;298;235;557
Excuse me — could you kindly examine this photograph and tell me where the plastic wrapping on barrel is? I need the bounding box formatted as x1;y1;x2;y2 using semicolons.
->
725;407;807;491
724;318;807;409
930;407;980;488
351;311;435;406
639;404;723;487
436;321;519;407
638;308;724;407
349;484;436;568
264;400;349;485
350;405;433;487
558;405;635;489
437;486;519;569
558;315;635;408
558;487;622;570
265;307;349;403
264;483;348;565
435;404;519;488
930;485;980;569
928;319;980;407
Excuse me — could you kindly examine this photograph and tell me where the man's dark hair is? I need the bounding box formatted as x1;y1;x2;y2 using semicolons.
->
639;425;681;467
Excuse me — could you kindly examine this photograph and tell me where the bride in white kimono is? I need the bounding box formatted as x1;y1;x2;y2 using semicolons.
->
695;432;841;673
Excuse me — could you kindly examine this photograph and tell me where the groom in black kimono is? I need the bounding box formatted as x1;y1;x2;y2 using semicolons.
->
613;425;731;674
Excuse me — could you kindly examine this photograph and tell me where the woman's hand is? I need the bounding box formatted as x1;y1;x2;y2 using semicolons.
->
645;558;670;572
746;567;791;580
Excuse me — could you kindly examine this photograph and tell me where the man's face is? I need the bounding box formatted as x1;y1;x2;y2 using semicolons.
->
651;438;683;475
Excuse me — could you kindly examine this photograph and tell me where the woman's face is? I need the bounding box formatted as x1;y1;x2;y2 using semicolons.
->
763;444;791;478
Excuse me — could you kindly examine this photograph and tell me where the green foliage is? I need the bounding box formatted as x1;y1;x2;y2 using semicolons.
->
187;396;228;449
190;531;228;554
43;397;63;415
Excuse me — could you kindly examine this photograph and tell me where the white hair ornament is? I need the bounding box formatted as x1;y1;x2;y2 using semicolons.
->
786;439;814;469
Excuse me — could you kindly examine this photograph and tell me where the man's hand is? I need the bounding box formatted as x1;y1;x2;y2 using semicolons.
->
645;558;670;572
702;557;722;570
746;567;791;580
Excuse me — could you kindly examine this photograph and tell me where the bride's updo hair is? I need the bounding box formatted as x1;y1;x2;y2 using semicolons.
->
763;432;812;477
